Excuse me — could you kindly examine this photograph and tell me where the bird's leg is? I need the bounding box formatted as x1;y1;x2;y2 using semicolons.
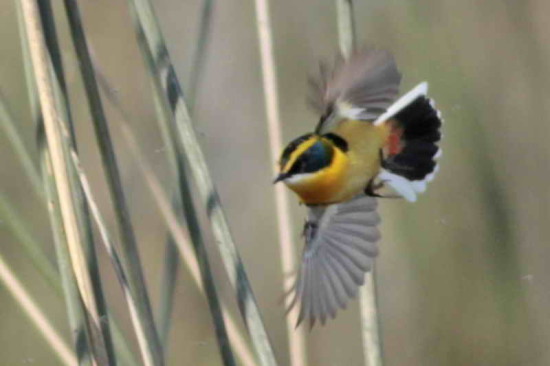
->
302;220;318;242
365;179;385;197
366;149;402;199
365;178;402;199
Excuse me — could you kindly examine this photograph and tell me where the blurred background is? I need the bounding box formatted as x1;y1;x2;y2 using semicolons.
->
1;0;549;365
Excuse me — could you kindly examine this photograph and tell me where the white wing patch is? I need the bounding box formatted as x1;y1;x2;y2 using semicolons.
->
289;195;381;327
373;82;428;126
378;169;420;202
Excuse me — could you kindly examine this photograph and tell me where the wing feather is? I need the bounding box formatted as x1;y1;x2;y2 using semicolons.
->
319;259;339;319
320;250;348;311
291;195;381;326
312;48;402;133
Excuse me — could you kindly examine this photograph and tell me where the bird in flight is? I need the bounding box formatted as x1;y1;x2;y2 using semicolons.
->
274;48;443;327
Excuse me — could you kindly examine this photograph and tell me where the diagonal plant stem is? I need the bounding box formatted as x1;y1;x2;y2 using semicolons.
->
70;146;161;366
1;85;139;366
2;64;138;366
0;252;77;366
94;69;183;348
163;140;237;364
60;1;164;365
154;0;232;357
122;0;278;364
156;208;180;347
252;0;308;364
16;5;97;361
0;193;60;289
124;0;277;365
95;66;256;366
16;2;141;363
0;91;43;200
336;1;384;365
119;115;258;366
36;3;118;364
156;0;214;342
186;0;213;112
95;65;237;364
17;0;111;364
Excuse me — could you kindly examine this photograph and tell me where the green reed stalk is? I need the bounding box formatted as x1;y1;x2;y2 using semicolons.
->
0;252;77;365
17;1;112;364
60;1;164;364
95;66;258;366
122;0;278;364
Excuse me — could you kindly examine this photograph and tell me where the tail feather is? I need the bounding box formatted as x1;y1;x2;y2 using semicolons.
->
374;83;443;202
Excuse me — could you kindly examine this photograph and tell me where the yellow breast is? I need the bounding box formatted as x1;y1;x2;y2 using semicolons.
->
285;147;349;204
285;120;391;205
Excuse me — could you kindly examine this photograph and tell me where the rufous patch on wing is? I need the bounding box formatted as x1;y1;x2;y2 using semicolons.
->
384;122;404;157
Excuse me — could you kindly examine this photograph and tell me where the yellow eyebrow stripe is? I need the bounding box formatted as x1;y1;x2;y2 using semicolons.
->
282;136;318;173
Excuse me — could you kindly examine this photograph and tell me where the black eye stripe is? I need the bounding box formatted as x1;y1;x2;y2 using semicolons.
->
323;133;349;152
279;133;314;168
288;139;334;175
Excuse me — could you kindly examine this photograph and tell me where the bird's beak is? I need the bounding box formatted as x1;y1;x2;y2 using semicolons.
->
273;172;289;184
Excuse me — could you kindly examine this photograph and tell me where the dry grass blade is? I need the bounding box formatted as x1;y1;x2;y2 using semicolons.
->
252;0;307;364
335;1;384;365
69;148;159;366
95;65;236;363
97;69;257;365
18;0;112;364
186;0;213;112
155;0;213;344
0;193;60;290
11;18;138;364
0;90;43;200
0;107;137;365
157;221;180;347
61;1;164;364
119;118;258;366
123;0;278;364
14;8;91;361
0;253;77;366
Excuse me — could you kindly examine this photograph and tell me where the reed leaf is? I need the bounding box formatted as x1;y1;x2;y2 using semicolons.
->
136;2;234;358
4;42;137;365
121;122;259;366
156;226;179;347
38;4;119;363
16;11;96;360
0;193;59;289
17;0;114;363
60;1;164;364
0;252;77;366
122;0;278;365
97;70;257;365
156;0;214;344
186;0;213;112
0;91;43;200
70;146;159;366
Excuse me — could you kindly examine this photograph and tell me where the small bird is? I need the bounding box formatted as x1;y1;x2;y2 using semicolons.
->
274;48;442;326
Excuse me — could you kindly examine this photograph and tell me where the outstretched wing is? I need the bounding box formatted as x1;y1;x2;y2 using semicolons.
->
288;195;381;327
310;48;402;134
